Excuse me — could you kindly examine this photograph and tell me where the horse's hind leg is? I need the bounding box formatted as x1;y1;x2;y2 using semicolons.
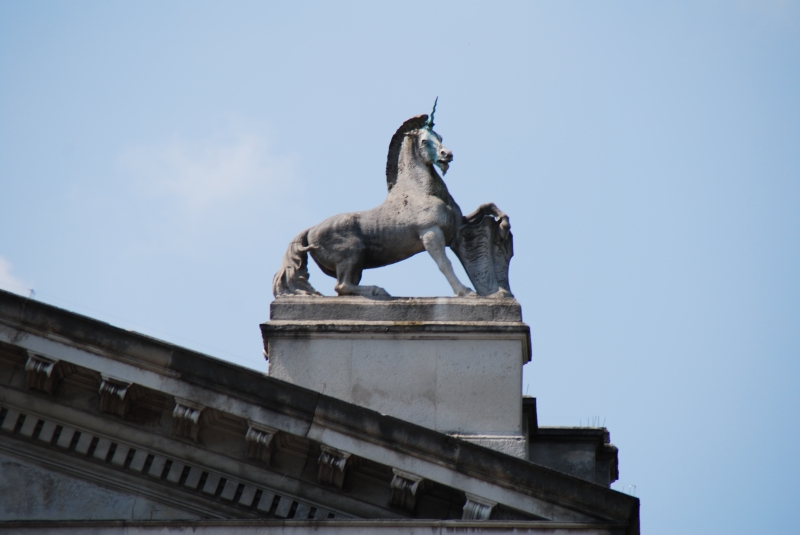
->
421;226;475;297
333;260;391;298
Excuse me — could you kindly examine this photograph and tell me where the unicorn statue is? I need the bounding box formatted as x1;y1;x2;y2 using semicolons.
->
273;100;514;299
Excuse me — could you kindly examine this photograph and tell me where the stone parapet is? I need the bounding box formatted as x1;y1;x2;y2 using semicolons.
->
528;427;619;487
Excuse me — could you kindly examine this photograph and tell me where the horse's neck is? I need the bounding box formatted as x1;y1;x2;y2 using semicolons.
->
393;141;449;201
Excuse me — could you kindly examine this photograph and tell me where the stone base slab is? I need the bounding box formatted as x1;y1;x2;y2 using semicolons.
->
270;296;523;323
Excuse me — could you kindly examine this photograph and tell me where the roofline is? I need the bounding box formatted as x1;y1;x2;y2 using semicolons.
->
0;289;639;528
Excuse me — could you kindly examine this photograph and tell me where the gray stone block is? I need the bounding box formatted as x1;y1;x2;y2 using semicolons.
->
219;479;239;501
237;485;257;507
128;450;148;472
1;408;21;432
274;495;293;518
147;456;167;479
202;473;221;495
19;414;39;437
110;444;130;467
93;438;112;461
294;502;311;519
38;420;58;443
183;467;203;489
74;432;93;455
165;461;185;484
265;298;531;456
256;491;276;513
55;426;76;449
270;296;522;322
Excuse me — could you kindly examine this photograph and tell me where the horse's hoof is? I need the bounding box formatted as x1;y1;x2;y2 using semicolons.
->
456;288;477;298
372;287;391;297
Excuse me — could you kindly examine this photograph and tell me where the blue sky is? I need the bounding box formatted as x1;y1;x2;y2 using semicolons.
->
1;2;798;533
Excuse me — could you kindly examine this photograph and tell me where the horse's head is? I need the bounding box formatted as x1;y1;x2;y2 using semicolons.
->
415;128;453;175
386;103;454;190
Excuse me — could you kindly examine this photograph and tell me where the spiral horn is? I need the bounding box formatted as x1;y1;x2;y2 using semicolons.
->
425;97;438;129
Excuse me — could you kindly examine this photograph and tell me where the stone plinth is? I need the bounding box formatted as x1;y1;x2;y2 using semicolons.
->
262;297;531;458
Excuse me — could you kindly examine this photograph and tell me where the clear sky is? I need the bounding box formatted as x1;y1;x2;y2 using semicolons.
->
1;2;798;533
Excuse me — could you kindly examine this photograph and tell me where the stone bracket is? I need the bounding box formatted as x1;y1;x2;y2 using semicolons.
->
245;421;278;465
25;352;73;395
318;445;351;489
462;492;497;520
98;375;136;417
390;468;424;512
173;398;205;442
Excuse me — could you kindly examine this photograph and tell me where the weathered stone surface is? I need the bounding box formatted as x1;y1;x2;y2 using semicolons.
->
389;469;424;512
450;434;527;459
272;107;513;299
25;353;64;395
245;421;277;465
317;445;350;489
462;493;497;520
270;296;523;323
528;427;619;487
0;520;634;534
0;451;199;521
267;334;526;441
264;297;530;456
98;375;134;417
173;399;204;442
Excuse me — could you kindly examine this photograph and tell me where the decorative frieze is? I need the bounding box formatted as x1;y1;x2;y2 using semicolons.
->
24;353;65;395
318;445;350;489
98;375;134;417
0;401;341;520
462;493;496;520
245;421;277;465
172;398;205;441
390;468;424;512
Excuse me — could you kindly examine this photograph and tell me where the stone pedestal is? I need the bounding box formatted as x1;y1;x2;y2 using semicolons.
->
262;297;531;458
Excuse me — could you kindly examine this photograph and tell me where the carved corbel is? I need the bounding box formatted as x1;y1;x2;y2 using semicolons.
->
25;352;72;395
172;398;204;441
245;421;277;465
390;468;424;512
317;445;350;489
98;375;136;417
462;493;497;520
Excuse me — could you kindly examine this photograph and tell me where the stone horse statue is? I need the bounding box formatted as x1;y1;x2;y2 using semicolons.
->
273;102;514;298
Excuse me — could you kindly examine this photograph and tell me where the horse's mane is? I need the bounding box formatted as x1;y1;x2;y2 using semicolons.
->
385;114;428;191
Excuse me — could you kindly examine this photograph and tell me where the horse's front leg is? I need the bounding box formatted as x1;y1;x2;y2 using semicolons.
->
420;227;475;297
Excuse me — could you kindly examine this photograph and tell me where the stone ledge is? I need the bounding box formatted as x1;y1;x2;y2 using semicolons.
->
262;320;530;336
270;296;523;323
261;320;531;364
261;321;532;363
0;520;633;535
533;427;611;443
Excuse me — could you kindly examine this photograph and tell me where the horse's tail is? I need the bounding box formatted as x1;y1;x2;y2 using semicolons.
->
272;229;322;297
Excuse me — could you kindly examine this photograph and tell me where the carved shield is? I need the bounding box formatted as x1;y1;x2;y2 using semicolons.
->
452;215;514;298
